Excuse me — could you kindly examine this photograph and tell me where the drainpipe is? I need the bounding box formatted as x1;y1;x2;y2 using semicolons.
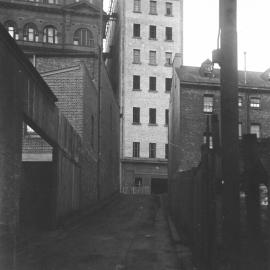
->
33;54;36;67
97;0;103;201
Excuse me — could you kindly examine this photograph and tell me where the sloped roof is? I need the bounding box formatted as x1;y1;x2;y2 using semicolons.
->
176;66;270;89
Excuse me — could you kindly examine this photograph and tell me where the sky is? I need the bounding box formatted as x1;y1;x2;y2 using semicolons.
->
103;0;270;72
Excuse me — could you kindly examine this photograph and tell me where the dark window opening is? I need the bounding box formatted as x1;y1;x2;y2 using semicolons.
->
149;25;156;39
149;143;156;158
149;108;156;124
165;78;172;91
133;24;140;37
165;27;172;40
134;177;142;186
133;75;140;90
133;142;140;157
149;77;156;91
133;107;140;124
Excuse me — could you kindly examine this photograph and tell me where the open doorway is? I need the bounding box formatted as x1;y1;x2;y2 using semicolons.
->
19;122;55;232
151;178;168;194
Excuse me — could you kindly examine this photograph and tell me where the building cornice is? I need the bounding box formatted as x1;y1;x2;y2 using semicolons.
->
180;81;270;93
0;0;101;18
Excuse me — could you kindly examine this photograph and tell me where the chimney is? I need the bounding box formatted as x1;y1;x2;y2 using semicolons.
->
173;53;182;69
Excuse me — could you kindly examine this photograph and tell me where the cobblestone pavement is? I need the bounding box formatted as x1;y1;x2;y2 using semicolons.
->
16;195;180;270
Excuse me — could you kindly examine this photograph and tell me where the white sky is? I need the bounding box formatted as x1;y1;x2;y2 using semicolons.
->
103;0;270;72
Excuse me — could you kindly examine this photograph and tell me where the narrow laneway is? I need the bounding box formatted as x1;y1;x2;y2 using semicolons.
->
16;195;180;270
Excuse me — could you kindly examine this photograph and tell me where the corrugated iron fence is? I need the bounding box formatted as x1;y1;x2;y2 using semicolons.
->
169;115;221;270
169;146;218;270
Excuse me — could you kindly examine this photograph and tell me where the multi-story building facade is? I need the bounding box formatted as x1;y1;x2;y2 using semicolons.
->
106;0;183;194
169;54;270;175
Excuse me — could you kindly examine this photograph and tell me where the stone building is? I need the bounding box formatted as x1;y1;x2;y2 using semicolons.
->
0;0;120;226
105;0;183;194
169;54;270;175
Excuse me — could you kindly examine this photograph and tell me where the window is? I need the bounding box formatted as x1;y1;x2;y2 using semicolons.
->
165;52;172;66
238;96;243;107
133;142;140;157
165;109;169;125
23;23;39;42
133;107;140;124
4;21;18;39
134;0;141;12
134;177;142;186
203;133;213;149
73;28;94;47
149;143;156;158
149;25;156;39
250;97;260;108
203;95;214;113
149;108;156;124
250;124;261;138
165;78;172;92
165;27;172;41
133;24;140;38
149;1;157;14
149;77;156;91
166;2;173;15
238;122;242;139
133;75;140;90
133;49;141;64
43;26;58;44
149;50;157;65
165;144;168;159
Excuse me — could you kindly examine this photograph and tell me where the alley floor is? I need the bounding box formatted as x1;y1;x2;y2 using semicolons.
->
16;195;180;270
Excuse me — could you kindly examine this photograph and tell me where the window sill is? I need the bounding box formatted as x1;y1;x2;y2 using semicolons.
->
133;36;142;39
149;63;158;66
165;39;173;42
132;122;142;125
148;90;157;93
133;89;142;91
133;62;142;65
149;38;157;41
148;123;158;126
133;11;142;13
165;14;173;17
149;12;158;15
203;111;213;114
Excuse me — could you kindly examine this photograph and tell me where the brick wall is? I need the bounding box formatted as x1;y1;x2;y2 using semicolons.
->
170;69;270;173
99;63;120;199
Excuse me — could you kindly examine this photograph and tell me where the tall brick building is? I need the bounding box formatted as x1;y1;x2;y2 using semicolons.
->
169;54;270;175
0;0;120;219
106;0;183;194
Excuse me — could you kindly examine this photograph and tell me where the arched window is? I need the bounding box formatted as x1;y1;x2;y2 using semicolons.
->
4;21;18;39
23;23;39;42
73;28;94;47
43;26;58;44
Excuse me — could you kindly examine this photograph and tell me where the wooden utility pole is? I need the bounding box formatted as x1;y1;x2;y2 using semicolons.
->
219;0;240;268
